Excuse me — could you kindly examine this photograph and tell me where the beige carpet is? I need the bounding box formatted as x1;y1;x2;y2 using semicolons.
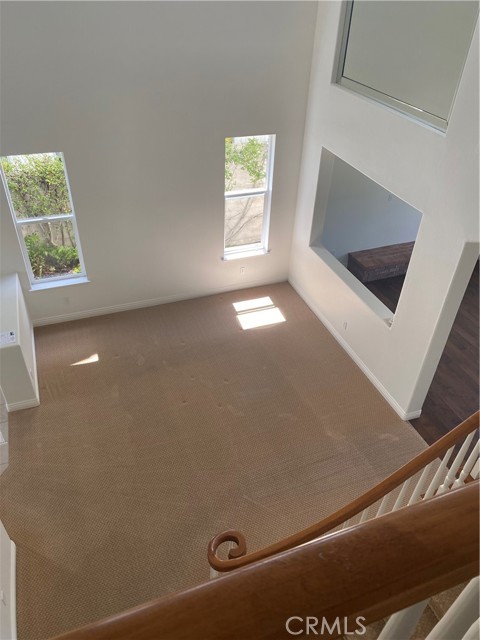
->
0;282;429;640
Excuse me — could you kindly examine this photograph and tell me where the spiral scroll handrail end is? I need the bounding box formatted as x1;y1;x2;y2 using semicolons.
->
207;529;247;572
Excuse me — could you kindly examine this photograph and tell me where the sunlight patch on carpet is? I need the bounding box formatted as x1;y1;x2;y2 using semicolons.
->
71;353;99;366
233;296;286;330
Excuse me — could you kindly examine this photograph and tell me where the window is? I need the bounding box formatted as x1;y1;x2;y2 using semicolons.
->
0;152;87;289
336;1;479;131
224;134;275;258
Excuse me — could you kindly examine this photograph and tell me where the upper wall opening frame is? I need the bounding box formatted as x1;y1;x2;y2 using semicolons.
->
334;1;479;133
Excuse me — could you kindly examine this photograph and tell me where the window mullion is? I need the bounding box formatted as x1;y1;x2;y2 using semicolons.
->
16;213;74;226
225;188;266;200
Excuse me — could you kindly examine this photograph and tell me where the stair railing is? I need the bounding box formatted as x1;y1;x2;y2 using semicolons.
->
425;578;479;640
208;411;479;573
52;482;479;640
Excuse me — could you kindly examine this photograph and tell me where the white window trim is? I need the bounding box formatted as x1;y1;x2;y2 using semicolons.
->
334;1;448;132
28;275;90;292
224;134;276;259
0;152;88;288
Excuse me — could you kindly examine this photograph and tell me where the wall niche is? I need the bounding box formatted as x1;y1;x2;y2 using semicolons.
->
310;149;423;318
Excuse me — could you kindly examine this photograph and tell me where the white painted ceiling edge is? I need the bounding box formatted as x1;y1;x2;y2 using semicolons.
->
289;2;479;420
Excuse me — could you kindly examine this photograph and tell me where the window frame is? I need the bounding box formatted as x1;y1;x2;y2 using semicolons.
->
224;134;276;259
334;0;451;132
0;152;88;289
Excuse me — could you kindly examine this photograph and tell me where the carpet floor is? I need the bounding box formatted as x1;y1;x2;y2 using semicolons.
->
0;282;429;640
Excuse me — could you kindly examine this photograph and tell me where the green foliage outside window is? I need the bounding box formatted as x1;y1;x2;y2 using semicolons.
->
24;233;80;279
1;153;71;218
225;137;268;192
1;154;80;278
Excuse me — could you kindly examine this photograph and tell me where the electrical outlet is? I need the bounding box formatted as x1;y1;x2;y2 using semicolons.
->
240;266;246;276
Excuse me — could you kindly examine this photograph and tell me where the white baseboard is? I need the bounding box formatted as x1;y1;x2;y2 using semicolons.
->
289;277;421;422
6;398;40;412
33;278;286;327
403;409;422;421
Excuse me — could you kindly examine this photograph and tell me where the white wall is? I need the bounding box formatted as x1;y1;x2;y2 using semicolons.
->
0;519;16;640
315;154;422;266
0;274;39;410
0;388;8;475
0;2;317;324
290;2;479;419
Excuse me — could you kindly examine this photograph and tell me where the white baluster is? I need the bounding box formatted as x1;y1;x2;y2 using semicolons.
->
471;458;480;479
462;618;480;640
341;518;351;530
376;492;392;517
408;461;435;505
392;477;412;511
377;600;428;640
359;506;370;523
453;442;480;488
425;578;479;640
210;539;235;579
437;432;476;494
423;447;454;500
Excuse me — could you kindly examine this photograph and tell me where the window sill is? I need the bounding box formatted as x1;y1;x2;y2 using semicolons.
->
29;276;90;292
222;248;270;261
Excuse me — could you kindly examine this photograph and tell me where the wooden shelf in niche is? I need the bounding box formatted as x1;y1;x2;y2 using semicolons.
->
347;241;415;283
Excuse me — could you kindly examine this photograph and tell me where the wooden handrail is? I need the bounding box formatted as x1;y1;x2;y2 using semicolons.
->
53;482;479;640
209;410;479;571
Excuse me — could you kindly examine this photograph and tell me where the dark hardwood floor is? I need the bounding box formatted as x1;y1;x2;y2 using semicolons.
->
365;262;479;445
